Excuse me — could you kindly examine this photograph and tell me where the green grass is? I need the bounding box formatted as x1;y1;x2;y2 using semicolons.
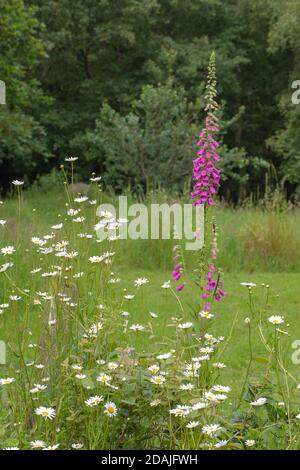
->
1;189;300;387
2;189;300;271
115;270;300;384
1;187;300;449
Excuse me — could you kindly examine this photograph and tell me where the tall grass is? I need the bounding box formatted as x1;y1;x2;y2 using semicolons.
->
0;182;300;450
2;188;299;272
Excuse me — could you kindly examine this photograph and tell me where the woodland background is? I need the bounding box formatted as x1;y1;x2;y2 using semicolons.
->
1;0;300;202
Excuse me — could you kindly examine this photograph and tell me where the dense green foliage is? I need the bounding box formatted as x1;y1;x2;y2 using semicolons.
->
1;0;300;200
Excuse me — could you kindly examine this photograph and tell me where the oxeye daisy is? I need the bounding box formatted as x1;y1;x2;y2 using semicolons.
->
107;362;118;371
1;246;15;256
72;443;84;449
75;374;87;380
202;423;222;436
180;383;195;390
214;440;228;448
85;395;104;407
157;352;172;360
213;362;226;369
199;310;214;319
134;277;149;287
148;365;160;374
149;311;158;318
0;262;13;272
192;402;208;411
124;294;135;300
251;397;267;406
30;440;46;449
204;391;218;402
74;196;88;203
90;176;101;182
199;347;213;354
268;315;284;325
43;444;60;450
161;281;171;289
178;322;193;330
186;421;200;429
0;377;15;385
35;407;56;420
129;324;144;331
245;439;256;447
96;373;112;384
104;401;118;417
212;385;231;393
150;375;166;385
169;405;191;417
150;399;161;407
10;295;21;301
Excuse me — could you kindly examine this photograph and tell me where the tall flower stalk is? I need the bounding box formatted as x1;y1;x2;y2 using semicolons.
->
171;52;224;298
191;52;220;208
193;52;225;311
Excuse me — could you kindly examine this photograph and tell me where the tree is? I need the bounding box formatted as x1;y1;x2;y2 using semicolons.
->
0;0;49;191
72;81;198;192
267;0;300;199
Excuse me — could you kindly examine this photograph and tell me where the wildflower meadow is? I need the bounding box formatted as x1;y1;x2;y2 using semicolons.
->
1;51;300;453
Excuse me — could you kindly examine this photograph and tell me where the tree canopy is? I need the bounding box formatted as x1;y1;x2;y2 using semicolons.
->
0;0;299;201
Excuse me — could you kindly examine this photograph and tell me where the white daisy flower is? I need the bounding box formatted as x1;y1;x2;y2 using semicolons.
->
180;383;195;390
148;365;160;374
268;315;284;325
157;352;172;360
129;324;145;331
104;401;118;417
74;196;88;203
30;440;46;449
35;407;56;420
251;397;267;406
85;395;104;407
169;405;191;417
178;322;193;330
202;423;222;436
199;310;214;319
245;439;256;447
150;375;166;385
214;440;228;448
1;246;15;256
212;385;231;393
72;443;84;449
161;281;171;289
96;374;112;384
186;421;200;429
43;444;60;450
134;277;149;287
75;374;87;380
0;377;15;385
